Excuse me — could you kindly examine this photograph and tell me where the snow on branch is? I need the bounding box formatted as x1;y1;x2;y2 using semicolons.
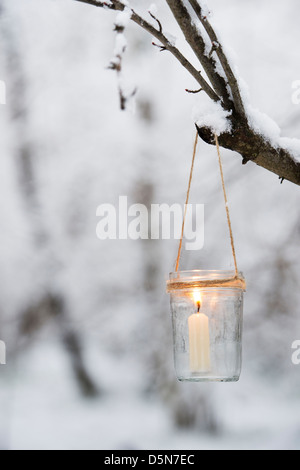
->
195;100;232;136
247;106;300;165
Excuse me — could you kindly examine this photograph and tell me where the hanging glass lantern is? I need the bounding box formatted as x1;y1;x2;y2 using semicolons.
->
166;270;246;383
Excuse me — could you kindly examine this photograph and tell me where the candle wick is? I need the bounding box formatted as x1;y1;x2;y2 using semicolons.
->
197;302;201;313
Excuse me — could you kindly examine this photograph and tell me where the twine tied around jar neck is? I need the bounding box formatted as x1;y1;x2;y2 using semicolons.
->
166;273;246;293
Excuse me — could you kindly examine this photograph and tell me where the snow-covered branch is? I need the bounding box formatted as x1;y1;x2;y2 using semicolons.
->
75;0;219;102
74;0;300;186
165;0;233;111
186;0;246;118
197;116;300;186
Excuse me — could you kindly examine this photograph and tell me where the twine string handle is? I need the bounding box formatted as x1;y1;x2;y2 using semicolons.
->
215;134;239;278
175;131;240;281
175;132;199;273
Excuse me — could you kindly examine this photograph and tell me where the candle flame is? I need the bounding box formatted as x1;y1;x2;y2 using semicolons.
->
193;290;201;312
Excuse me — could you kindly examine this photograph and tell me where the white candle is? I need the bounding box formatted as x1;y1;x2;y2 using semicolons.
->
188;293;211;373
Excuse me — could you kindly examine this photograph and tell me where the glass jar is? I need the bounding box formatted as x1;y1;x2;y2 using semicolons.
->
167;270;245;382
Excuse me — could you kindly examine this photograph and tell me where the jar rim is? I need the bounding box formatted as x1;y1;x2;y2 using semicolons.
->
169;269;241;278
167;270;246;292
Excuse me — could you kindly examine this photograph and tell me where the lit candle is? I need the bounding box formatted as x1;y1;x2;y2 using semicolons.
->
188;291;211;373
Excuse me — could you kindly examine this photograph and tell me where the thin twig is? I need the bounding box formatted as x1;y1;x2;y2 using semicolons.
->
185;88;203;94
148;10;163;34
152;42;167;52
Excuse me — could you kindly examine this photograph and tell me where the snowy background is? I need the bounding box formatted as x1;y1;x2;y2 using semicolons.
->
0;0;299;450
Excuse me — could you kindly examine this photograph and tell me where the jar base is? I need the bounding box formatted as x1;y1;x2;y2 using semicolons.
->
177;376;240;383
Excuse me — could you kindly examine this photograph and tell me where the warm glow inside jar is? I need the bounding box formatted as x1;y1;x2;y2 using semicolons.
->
167;270;246;383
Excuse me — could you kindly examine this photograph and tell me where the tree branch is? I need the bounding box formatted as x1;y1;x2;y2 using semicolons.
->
75;0;219;102
197;119;300;186
186;0;246;118
74;0;300;186
165;0;233;111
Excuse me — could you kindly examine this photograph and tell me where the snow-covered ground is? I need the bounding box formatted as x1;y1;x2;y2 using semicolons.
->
1;338;300;450
0;0;299;450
